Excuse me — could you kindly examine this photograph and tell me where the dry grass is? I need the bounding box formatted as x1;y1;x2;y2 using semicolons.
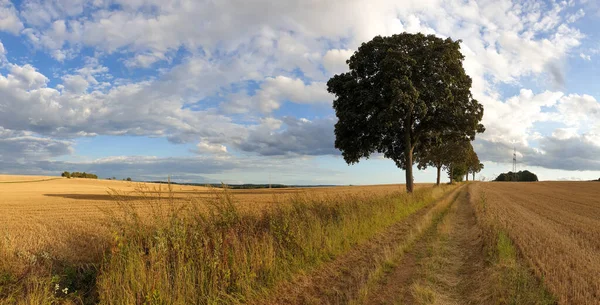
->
0;174;434;304
0;175;419;262
471;182;598;304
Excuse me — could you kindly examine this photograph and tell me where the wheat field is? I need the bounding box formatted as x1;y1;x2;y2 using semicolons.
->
0;176;419;262
2;177;599;304
471;182;600;305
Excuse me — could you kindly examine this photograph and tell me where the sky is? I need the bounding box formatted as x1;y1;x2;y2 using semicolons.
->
0;0;599;184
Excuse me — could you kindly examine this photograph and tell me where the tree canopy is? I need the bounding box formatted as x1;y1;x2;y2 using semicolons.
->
494;170;538;182
62;171;98;179
327;32;484;192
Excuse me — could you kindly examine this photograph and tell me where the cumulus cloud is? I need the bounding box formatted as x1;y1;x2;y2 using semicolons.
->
195;141;228;155
323;49;353;75
0;0;23;34
221;76;332;114
237;117;338;156
0;127;73;162
0;0;596;179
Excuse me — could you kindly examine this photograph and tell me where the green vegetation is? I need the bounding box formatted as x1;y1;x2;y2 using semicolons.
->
494;170;538;182
327;32;484;193
491;231;555;304
61;172;98;179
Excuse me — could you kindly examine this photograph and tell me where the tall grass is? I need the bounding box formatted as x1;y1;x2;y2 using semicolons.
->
96;185;451;304
0;184;453;304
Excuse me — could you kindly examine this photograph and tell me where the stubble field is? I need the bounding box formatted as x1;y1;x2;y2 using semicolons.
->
471;181;600;304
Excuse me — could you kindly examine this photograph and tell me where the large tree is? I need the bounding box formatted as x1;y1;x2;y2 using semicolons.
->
328;33;484;192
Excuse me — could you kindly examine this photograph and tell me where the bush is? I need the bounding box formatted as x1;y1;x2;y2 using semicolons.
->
64;172;98;179
494;170;538;182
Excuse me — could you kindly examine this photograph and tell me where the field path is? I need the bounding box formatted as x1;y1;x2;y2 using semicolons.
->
256;186;464;305
362;185;487;305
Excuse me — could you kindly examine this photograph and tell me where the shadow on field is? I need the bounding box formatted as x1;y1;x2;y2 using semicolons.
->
43;193;215;201
43;189;304;201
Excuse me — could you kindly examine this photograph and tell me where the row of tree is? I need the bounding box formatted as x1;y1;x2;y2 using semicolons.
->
417;139;483;185
328;32;485;192
61;171;98;179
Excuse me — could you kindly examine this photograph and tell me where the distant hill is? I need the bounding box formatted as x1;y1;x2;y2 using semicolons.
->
494;170;539;182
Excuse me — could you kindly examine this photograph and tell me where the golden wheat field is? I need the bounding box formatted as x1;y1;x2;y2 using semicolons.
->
0;175;418;261
471;181;600;305
2;177;599;305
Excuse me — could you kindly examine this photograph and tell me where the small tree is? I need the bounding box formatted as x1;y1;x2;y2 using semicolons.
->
417;139;454;186
126;177;132;181
61;171;71;178
443;140;473;184
328;33;484;193
471;163;484;181
449;163;468;182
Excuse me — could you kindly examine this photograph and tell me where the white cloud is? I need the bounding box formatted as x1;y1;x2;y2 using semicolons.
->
0;0;23;34
196;141;228;155
580;53;591;60
323;49;353;75
8;64;49;89
0;0;597;177
255;76;332;113
222;76;332;114
62;75;89;93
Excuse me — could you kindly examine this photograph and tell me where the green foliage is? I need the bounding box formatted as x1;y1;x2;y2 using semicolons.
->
64;172;98;179
327;32;484;192
450;163;467;182
126;177;132;181
494;170;538;182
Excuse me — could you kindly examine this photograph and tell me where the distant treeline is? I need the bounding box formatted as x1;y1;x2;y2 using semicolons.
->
494;170;538;182
61;171;98;179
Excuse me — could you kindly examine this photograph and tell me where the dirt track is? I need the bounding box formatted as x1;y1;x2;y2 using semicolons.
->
257;186;466;305
362;185;486;305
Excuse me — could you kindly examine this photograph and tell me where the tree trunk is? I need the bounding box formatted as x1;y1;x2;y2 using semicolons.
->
449;166;453;184
473;172;475;181
404;125;414;193
465;172;469;182
436;166;441;186
405;150;414;193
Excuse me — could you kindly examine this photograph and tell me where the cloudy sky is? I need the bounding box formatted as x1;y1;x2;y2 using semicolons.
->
0;0;599;184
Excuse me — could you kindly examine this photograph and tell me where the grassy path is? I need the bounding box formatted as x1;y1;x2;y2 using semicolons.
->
257;186;464;305
360;184;555;305
399;185;485;305
359;186;479;305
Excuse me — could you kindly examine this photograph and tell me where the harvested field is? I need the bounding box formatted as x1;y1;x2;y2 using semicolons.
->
471;182;600;305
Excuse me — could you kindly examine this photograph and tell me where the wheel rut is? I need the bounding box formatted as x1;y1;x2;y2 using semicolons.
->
255;186;464;305
361;185;486;305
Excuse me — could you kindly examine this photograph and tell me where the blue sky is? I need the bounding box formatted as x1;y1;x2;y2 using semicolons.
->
0;0;599;184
